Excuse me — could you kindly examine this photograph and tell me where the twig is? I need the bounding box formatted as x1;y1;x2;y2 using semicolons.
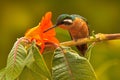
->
60;33;120;46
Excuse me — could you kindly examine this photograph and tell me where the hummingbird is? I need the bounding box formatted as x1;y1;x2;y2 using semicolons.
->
44;14;89;56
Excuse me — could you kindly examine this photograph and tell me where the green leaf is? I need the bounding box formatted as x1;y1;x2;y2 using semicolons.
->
0;68;6;80
5;40;27;80
19;67;47;80
25;47;48;80
27;43;51;80
42;45;55;74
85;43;95;60
52;46;97;80
91;30;96;38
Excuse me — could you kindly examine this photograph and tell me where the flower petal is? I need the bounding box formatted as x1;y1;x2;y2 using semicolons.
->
24;12;59;53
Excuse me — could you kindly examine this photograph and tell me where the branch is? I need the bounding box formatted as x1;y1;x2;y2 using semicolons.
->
60;33;120;46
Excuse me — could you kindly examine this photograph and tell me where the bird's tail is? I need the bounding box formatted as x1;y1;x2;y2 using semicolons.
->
76;44;87;56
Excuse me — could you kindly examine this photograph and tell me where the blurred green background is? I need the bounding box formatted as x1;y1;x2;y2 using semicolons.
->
0;0;120;80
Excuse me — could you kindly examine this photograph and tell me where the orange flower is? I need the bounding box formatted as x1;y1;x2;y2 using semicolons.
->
24;12;59;53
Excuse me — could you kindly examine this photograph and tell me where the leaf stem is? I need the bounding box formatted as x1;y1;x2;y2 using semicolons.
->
60;33;120;46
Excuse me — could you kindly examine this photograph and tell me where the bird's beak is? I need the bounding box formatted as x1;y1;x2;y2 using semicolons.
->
43;25;57;33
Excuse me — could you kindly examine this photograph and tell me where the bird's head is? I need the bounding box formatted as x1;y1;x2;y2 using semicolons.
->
43;14;87;33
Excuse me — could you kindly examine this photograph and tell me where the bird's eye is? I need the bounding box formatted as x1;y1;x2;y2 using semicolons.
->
62;19;73;25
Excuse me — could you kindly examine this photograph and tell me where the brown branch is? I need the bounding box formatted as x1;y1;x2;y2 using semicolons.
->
60;33;120;46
